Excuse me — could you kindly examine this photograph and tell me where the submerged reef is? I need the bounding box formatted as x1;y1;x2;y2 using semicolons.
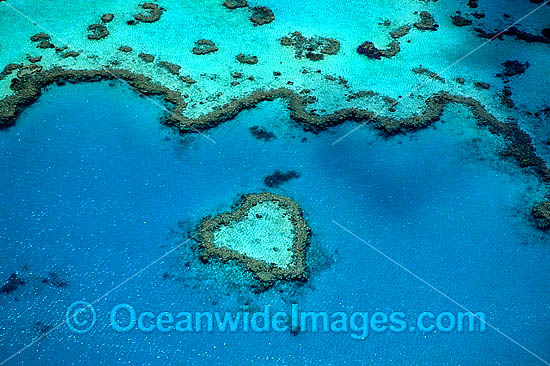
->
412;67;446;83
134;3;165;23
414;11;438;31
87;24;109;40
281;32;340;61
497;60;530;79
532;201;550;230
223;0;248;9
198;192;311;289
249;125;276;141
0;67;549;228
249;6;274;26
357;41;400;60
236;53;258;65
264;170;300;188
1;273;26;294
192;39;218;55
475;26;550;44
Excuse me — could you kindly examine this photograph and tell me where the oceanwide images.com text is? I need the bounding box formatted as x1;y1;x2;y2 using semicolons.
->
66;302;487;339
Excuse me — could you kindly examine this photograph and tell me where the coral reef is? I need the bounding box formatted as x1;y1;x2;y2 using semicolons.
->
61;51;80;58
198;192;311;289
101;13;114;23
249;6;274;26
236;53;258;65
412;67;446;83
264;170;300;188
223;0;248;9
30;33;50;42
87;24;109;40
16;64;42;78
497;60;530;78
192;39;218;55
451;15;472;27
138;53;155;63
249;126;276;141
357;41;400;60
118;46;133;53
0;67;548;231
475;27;550;44
531;201;550;230
41;272;69;288
390;25;411;39
134;2;164;23
1;273;25;294
414;11;438;31
158;61;181;75
281;31;340;61
474;81;491;90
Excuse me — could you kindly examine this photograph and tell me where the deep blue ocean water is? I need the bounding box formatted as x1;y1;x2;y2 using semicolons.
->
0;82;549;365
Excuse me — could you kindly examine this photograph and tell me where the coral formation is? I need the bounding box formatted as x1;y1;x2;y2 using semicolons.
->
475;27;550;44
531;201;550;230
412;67;446;83
138;53;155;63
414;11;438;31
223;0;248;9
158;61;181;75
390;25;411;39
101;13;114;23
198;192;311;288
236;53;258;65
134;2;164;23
281;31;340;61
357;41;400;60
192;39;218;55
497;60;530;78
1;273;25;294
249;6;274;26
87;24;109;40
249;126;276;141
0;67;548;231
451;15;472;27
264;170;300;188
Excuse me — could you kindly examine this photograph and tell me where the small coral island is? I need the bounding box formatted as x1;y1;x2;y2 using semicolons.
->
198;192;311;289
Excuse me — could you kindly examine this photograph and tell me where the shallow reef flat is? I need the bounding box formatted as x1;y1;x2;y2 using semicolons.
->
198;192;310;289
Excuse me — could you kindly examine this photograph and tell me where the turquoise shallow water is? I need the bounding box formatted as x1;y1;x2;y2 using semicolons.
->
0;81;548;365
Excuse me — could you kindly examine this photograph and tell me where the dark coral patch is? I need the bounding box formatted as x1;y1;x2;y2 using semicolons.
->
41;272;69;288
236;53;258;65
138;53;155;63
101;13;114;23
223;0;248;9
451;15;472;27
281;31;340;61
249;125;276;141
497;60;530;78
87;24;109;40
264;170;300;188
134;3;164;23
158;61;181;75
192;39;218;55
1;273;26;294
357;41;400;60
532;201;550;230
249;6;274;26
414;11;438;31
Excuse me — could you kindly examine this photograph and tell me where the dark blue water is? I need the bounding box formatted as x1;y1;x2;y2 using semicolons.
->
0;82;549;365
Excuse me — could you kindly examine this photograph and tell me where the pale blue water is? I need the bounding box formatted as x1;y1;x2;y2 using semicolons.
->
0;81;549;365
